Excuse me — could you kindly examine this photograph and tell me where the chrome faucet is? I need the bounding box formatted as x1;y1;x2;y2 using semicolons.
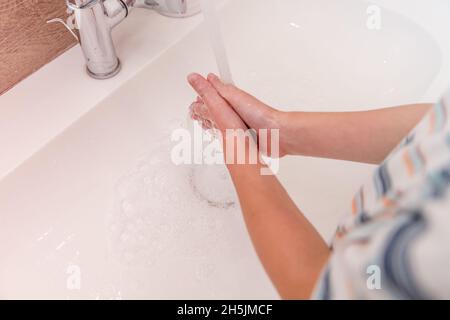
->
58;0;199;79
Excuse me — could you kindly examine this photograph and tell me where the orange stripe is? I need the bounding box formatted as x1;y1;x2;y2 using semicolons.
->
403;150;415;176
335;230;344;239
382;197;395;208
429;109;436;133
351;197;358;215
417;146;426;169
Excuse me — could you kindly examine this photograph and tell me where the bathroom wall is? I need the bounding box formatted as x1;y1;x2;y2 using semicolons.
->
0;0;76;95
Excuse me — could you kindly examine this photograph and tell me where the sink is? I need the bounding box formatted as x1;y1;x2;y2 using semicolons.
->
0;0;446;299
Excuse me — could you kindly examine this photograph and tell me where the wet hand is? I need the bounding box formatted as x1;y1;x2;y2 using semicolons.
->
187;73;287;157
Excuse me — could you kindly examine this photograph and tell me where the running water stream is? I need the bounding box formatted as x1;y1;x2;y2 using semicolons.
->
200;0;233;84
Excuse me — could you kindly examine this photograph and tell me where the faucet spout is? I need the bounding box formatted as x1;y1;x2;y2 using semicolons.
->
66;0;197;79
125;0;188;16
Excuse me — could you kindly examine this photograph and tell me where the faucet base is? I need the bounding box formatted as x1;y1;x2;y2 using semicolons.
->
86;59;122;80
156;9;200;18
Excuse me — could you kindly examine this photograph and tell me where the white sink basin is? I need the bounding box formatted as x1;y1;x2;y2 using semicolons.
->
0;0;449;299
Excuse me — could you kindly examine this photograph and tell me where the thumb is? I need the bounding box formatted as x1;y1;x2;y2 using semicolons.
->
206;73;276;129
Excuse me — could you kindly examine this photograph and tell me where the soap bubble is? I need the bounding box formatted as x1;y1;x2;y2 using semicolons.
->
107;134;243;282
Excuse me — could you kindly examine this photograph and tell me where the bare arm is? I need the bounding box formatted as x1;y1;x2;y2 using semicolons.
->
227;161;330;299
188;73;330;299
197;74;432;164
279;105;432;164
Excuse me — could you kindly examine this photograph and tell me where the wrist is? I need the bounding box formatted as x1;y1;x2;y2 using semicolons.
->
275;111;312;157
275;111;297;156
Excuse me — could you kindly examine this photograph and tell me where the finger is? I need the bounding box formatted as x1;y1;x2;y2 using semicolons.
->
195;102;212;120
190;102;218;131
189;101;209;119
207;73;275;126
190;111;200;121
189;101;200;120
187;73;247;131
201;119;215;130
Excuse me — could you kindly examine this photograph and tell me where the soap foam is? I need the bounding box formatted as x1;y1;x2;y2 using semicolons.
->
108;130;242;276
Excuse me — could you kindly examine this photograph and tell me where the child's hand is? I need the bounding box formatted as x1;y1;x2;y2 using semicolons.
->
187;73;248;132
187;73;287;157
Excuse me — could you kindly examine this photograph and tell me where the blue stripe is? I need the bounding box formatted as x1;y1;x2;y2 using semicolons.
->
445;133;450;148
382;212;428;299
316;266;332;300
423;162;450;199
373;164;391;197
354;188;363;213
434;102;447;131
404;133;416;146
357;211;371;224
409;147;424;173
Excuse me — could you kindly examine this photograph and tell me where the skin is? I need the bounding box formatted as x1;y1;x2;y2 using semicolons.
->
187;72;433;299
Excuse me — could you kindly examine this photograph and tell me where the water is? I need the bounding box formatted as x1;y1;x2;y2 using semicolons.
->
108;127;242;274
193;0;236;207
108;3;239;284
191;163;236;209
200;0;233;84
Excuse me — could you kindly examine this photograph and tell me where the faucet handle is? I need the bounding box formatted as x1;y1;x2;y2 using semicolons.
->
65;0;100;10
46;0;80;42
160;0;187;15
46;18;79;41
145;0;201;17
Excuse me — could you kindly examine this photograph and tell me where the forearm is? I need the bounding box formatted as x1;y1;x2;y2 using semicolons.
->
279;104;432;164
227;161;330;299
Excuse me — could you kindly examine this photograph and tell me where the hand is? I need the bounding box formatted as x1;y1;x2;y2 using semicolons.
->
187;73;287;157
